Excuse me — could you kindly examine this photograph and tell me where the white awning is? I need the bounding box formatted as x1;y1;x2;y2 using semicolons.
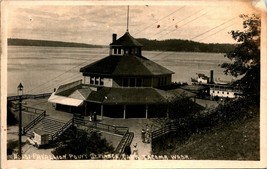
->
48;92;84;107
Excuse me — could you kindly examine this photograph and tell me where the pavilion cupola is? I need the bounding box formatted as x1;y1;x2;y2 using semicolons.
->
109;32;143;56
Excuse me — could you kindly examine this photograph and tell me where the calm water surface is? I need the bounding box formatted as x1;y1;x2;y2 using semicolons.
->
7;46;232;95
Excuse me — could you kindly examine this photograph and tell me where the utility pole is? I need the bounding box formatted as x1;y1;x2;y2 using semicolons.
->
17;83;23;159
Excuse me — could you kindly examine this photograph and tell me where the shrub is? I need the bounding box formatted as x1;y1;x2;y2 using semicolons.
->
52;130;114;157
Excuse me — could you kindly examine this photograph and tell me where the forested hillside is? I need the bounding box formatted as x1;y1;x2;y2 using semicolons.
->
8;38;103;48
8;38;234;53
137;38;235;53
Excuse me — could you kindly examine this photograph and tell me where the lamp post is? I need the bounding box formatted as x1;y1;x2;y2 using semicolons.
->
17;83;23;159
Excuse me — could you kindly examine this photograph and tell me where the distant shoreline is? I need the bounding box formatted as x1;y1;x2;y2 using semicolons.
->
8;38;106;48
8;38;235;53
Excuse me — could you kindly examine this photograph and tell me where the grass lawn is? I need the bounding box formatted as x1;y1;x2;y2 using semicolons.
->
153;113;260;160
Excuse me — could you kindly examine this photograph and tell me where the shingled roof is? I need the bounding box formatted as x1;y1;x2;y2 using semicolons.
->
86;87;195;105
80;54;174;76
50;83;195;106
110;32;143;47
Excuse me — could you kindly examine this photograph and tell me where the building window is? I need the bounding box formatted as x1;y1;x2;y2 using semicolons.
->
217;91;219;94
222;92;224;94
123;78;128;87
124;48;129;54
122;78;143;87
130;78;135;87
90;76;94;84
95;77;99;85
100;78;104;85
114;48;118;54
136;78;142;87
131;48;135;54
213;91;215;93
89;76;104;86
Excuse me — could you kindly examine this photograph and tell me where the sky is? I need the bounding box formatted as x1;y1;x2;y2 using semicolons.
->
6;1;261;45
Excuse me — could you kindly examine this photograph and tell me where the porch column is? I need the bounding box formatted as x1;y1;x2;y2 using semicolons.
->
84;102;87;116
123;105;126;119
101;104;103;120
167;106;169;118
145;104;148;119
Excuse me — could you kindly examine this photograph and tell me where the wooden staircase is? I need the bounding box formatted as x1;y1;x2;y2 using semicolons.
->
114;132;134;156
25;116;73;142
73;116;134;156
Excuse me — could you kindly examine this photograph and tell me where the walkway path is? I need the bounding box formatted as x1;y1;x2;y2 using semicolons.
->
100;117;158;159
12;98;163;159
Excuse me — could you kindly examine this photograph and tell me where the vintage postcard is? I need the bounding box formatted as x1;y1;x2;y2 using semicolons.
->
1;0;267;168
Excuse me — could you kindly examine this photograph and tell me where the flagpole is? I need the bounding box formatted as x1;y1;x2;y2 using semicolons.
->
127;5;129;32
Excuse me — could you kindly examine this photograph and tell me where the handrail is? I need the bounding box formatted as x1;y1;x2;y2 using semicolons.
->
116;132;134;158
7;93;52;101
22;110;46;134
73;117;128;136
115;132;128;154
51;118;73;141
151;123;177;139
23;106;46;114
12;105;45;114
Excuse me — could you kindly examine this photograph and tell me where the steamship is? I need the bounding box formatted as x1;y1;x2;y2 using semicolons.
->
191;70;243;99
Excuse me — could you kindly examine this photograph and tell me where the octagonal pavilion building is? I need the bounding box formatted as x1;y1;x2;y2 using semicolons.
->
48;31;195;118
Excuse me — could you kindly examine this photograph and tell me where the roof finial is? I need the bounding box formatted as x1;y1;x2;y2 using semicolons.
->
126;5;129;32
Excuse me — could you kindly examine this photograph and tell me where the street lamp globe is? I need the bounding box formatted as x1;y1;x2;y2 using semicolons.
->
17;83;24;95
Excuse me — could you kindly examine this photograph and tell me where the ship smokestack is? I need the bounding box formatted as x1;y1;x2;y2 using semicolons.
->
112;34;117;43
210;70;214;84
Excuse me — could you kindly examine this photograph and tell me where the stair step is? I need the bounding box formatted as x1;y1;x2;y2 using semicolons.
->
41;125;65;130
23;116;73;143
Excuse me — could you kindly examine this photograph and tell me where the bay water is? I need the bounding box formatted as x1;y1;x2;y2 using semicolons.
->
7;46;232;96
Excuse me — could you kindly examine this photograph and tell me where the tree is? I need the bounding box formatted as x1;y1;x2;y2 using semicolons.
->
150;92;204;127
52;130;114;158
7;101;18;125
221;14;261;97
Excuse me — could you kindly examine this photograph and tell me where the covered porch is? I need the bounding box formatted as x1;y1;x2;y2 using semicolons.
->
85;102;168;119
84;87;195;119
